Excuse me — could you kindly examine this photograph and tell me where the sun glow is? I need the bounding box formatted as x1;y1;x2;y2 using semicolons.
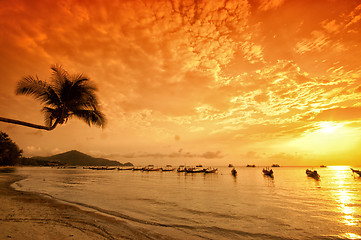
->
316;121;340;133
329;166;350;171
287;121;360;154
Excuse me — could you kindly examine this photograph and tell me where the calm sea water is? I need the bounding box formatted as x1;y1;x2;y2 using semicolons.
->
13;166;361;239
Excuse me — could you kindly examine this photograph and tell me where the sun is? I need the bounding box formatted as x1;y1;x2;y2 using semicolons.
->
287;121;359;155
316;121;340;134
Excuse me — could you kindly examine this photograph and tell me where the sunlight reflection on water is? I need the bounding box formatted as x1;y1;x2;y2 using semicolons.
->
330;166;360;238
344;233;361;239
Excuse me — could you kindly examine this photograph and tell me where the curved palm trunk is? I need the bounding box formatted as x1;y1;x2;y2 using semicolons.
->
0;117;58;131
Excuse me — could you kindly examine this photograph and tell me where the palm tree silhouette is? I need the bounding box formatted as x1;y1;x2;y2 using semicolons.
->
0;65;106;130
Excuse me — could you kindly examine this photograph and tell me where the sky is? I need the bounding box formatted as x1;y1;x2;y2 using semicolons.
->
1;0;361;166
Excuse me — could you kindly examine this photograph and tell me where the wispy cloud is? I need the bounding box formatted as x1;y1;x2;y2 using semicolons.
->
257;0;286;11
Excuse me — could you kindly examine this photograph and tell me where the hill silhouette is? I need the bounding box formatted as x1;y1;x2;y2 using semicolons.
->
31;150;133;166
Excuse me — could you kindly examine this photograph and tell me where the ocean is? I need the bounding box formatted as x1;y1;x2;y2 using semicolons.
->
12;166;361;239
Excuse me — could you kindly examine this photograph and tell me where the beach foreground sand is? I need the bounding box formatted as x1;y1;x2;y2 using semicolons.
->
0;170;175;240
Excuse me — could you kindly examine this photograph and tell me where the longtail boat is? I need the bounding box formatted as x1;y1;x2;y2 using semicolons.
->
185;167;205;173
306;169;320;180
262;168;274;176
231;168;237;176
351;168;361;177
204;167;218;173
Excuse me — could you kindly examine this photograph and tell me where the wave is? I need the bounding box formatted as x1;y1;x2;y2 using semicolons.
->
22;191;302;240
136;196;283;225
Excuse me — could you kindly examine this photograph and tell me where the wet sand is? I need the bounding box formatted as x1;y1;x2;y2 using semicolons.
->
0;169;175;240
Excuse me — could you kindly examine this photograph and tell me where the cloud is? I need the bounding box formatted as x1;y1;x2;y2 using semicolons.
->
34;0;251;118
345;3;361;29
201;151;224;159
25;130;43;136
322;19;341;34
119;150;224;159
293;3;361;57
267;152;304;162
257;0;286;11
312;107;361;121
25;146;42;155
24;146;61;157
237;150;308;165
294;31;330;55
240;151;263;159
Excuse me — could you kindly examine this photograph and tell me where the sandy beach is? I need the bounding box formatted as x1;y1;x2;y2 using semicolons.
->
0;168;175;240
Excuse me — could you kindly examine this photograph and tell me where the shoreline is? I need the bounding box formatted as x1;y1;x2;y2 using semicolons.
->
0;169;176;240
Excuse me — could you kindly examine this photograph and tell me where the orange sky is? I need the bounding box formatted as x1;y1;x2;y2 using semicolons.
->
1;0;361;166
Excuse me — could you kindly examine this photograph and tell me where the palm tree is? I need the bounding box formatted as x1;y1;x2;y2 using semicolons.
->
0;65;106;130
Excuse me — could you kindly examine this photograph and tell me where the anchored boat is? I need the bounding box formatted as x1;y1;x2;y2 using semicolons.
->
262;168;274;176
306;169;320;180
351;168;361;177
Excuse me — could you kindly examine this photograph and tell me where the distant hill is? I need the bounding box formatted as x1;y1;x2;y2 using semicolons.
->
31;150;133;166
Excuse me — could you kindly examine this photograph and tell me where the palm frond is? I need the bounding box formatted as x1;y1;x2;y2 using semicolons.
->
71;109;106;128
16;75;46;95
42;106;69;125
58;78;73;103
16;76;57;105
51;64;71;97
61;75;99;110
42;107;56;127
16;75;61;107
71;74;93;87
44;86;62;107
50;64;69;84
